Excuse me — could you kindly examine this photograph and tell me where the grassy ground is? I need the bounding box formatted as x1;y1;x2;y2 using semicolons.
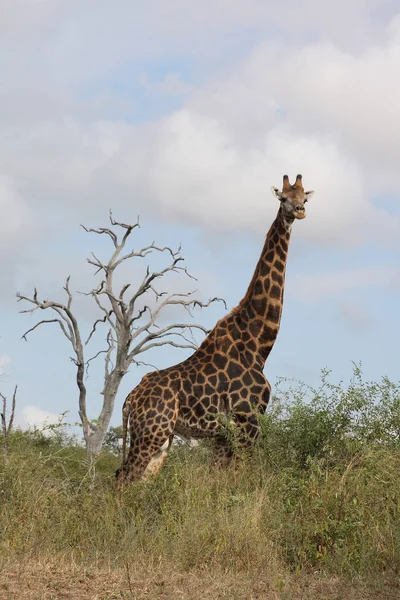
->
1;369;400;599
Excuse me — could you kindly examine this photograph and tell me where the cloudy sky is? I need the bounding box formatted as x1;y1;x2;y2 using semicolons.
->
1;0;399;431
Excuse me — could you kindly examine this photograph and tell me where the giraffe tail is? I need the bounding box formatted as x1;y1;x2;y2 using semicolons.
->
121;397;130;468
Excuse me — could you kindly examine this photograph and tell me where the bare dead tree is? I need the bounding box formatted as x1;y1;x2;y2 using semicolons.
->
0;385;17;463
16;213;224;459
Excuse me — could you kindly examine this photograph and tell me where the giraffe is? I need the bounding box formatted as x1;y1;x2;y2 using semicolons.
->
116;174;315;486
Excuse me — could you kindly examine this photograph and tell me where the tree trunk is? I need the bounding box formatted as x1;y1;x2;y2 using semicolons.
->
85;429;107;460
84;377;122;459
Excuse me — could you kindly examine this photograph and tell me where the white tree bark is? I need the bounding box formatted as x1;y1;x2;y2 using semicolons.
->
17;213;224;459
0;385;17;463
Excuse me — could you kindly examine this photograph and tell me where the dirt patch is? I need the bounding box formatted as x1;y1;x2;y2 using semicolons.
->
0;563;399;600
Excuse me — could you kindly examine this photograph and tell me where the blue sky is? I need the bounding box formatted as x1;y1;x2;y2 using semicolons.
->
1;0;400;432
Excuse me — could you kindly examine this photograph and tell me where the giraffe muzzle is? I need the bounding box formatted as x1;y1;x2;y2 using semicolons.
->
294;206;306;219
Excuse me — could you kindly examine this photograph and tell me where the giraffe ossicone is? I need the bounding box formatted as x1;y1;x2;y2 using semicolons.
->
116;174;315;487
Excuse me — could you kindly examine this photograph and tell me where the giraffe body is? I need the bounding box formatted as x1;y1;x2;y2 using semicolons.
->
116;175;314;485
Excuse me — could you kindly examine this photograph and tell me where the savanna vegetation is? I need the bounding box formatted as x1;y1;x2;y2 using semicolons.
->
1;365;400;599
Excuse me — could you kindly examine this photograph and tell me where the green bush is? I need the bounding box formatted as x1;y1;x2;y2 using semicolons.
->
259;364;400;469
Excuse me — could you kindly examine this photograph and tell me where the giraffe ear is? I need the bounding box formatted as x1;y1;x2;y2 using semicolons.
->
305;190;315;200
271;186;283;200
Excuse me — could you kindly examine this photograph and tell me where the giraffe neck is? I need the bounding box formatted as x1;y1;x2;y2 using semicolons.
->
235;206;292;364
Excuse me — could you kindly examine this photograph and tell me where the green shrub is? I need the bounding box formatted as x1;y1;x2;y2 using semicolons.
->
258;365;400;469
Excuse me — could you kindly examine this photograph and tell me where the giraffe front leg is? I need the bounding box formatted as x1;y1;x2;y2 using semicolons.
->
212;434;234;467
220;408;261;467
212;414;260;468
234;411;261;447
119;428;175;485
116;396;179;487
142;434;174;480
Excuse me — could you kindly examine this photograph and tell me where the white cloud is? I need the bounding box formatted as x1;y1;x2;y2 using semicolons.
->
0;0;400;311
337;300;376;334
0;174;36;303
3;14;400;249
0;175;32;241
292;265;400;301
0;353;11;376
1;1;393;80
14;405;61;433
89;108;397;247
248;32;400;179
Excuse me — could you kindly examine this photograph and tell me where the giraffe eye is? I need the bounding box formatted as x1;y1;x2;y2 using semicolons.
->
304;198;308;204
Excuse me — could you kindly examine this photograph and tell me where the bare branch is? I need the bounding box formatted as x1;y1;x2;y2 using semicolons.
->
108;210;140;231
80;223;119;248
20;318;71;342
85;311;112;345
137;340;198;353
1;384;17;462
127;257;186;316
17;283;89;445
87;252;106;274
130;305;150;327
131;294;224;343
85;349;108;378
113;244;161;270
104;329;116;380
180;266;197;281
128;322;210;361
131;359;158;370
0;393;7;438
17;212;226;459
119;283;131;301
80;285;116;339
8;385;17;436
92;284;127;324
164;295;227;312
63;276;73;310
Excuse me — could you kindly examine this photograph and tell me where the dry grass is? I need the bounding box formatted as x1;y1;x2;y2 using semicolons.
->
1;446;400;600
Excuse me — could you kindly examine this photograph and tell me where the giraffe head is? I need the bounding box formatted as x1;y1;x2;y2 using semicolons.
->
271;174;314;221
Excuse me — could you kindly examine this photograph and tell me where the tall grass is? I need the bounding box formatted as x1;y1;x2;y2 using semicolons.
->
1;366;400;587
